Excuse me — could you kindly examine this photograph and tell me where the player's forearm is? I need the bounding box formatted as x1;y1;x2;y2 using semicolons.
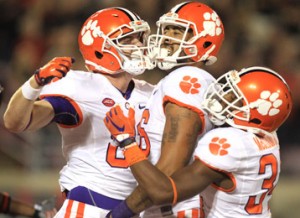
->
3;77;52;132
125;185;154;214
3;87;36;132
9;200;36;216
130;160;174;206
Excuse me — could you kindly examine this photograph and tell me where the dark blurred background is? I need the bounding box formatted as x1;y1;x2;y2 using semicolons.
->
0;0;299;217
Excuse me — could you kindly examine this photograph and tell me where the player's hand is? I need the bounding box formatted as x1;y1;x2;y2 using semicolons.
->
34;57;75;86
104;105;136;148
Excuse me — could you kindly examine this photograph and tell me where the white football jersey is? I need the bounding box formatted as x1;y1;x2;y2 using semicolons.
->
194;127;280;218
40;70;154;200
139;66;215;217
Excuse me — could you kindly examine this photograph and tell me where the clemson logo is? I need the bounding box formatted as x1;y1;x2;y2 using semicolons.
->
179;76;201;94
203;12;223;36
81;19;102;46
251;91;283;116
209;137;230;156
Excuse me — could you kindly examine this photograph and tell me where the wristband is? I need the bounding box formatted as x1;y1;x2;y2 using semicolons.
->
123;143;147;166
119;137;136;148
21;80;41;100
168;177;178;205
110;200;135;218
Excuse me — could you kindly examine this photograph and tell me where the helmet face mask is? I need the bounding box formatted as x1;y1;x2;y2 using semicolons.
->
148;1;225;70
78;7;154;76
203;67;293;135
148;17;198;70
203;71;249;126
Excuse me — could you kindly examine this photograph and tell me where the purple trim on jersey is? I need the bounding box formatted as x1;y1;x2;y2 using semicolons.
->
43;96;80;126
66;186;122;210
120;80;134;100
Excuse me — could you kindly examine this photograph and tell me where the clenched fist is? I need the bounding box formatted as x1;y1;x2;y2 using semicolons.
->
34;57;75;86
104;105;136;148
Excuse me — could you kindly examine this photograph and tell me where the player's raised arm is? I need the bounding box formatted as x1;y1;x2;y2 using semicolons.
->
3;57;74;132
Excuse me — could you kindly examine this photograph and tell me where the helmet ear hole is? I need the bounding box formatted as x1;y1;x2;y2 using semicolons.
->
250;118;262;125
95;51;103;59
203;41;212;48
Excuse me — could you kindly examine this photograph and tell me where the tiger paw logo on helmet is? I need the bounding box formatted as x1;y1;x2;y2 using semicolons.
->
203;12;223;36
252;91;283;116
81;20;102;46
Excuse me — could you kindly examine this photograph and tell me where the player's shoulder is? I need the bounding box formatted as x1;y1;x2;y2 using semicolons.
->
205;127;245;137
40;70;109;100
163;66;215;87
195;127;246;171
201;127;246;147
133;79;155;93
168;66;215;79
66;70;109;83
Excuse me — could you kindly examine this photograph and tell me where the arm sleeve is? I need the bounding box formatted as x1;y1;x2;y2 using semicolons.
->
44;96;81;126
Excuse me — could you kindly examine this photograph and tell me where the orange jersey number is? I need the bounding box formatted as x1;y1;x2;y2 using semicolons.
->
245;153;279;214
137;109;151;155
106;109;151;168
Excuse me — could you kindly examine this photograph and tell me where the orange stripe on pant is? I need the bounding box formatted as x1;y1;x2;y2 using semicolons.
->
76;202;85;218
177;208;200;218
64;200;74;218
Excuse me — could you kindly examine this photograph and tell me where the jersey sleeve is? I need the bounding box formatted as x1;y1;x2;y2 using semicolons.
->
43;96;82;127
39;70;88;127
162;66;215;114
194;127;245;172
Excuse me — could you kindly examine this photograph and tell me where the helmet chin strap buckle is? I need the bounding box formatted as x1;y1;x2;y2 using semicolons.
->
208;99;223;113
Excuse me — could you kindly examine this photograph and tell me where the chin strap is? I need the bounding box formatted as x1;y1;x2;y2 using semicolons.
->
202;98;226;126
156;48;181;70
120;51;155;75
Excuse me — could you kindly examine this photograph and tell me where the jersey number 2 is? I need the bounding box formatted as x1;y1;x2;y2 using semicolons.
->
245;153;278;214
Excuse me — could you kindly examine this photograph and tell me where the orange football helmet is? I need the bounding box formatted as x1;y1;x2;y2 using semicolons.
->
148;1;225;70
78;7;153;75
203;67;293;135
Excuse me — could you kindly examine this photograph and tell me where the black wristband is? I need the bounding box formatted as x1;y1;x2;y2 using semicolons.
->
119;137;136;148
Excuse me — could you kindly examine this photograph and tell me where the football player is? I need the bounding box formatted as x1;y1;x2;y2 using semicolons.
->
3;7;154;218
104;66;292;218
104;1;225;217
